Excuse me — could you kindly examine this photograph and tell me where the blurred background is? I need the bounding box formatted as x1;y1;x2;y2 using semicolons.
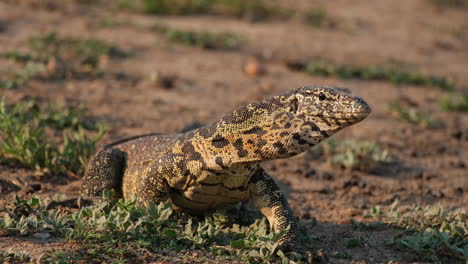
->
0;0;467;263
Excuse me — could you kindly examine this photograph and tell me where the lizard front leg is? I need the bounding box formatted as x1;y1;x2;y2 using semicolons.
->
249;168;302;250
134;161;171;205
81;148;126;198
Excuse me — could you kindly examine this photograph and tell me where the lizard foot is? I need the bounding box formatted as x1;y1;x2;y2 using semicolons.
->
277;243;329;263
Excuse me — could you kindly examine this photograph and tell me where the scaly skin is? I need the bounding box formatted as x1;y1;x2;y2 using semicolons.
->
81;86;371;251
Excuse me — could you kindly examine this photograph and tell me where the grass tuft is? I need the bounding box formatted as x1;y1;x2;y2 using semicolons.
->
304;7;327;27
0;192;310;263
364;202;468;262
0;98;105;175
0;249;31;263
153;24;246;50
117;0;287;21
345;236;366;248
287;60;454;91
0;62;47;90
398;229;467;261
429;0;468;8
439;93;468;112
317;139;391;171
1;32;129;89
386;101;444;128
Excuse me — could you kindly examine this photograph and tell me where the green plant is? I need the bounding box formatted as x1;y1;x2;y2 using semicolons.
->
116;0;286;21
153;24;246;50
304;7;327;27
0;192;308;263
29;32;127;60
345;236;366;248
429;0;468;8
0;196;70;236
319;139;391;171
0;98;105;175
0;62;47;89
2;50;37;63
1;32;129;89
0;249;31;263
399;230;467;261
364;202;468;262
439;93;468;112
386;101;444;128
288;61;454;91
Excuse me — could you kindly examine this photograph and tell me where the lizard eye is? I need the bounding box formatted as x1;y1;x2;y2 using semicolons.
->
318;92;326;101
290;96;298;113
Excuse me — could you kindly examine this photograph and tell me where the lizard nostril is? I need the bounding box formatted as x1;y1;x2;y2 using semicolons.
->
355;98;371;113
362;102;371;113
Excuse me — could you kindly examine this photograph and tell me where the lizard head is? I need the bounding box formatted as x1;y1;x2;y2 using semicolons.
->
290;86;371;124
269;86;371;154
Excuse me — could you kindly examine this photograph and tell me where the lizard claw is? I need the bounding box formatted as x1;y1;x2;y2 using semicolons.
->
309;249;329;263
300;249;329;264
277;243;329;264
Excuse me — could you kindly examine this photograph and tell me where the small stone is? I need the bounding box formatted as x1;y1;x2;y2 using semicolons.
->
304;169;316;178
294;168;303;175
321;171;335;181
243;59;265;76
344;208;360;217
47;57;57;73
301;211;311;219
149;72;177;89
22;183;42;194
343;179;359;188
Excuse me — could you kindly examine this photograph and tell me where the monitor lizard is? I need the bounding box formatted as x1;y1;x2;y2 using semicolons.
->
81;86;371;256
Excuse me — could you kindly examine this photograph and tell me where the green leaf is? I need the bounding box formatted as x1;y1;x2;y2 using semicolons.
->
162;228;177;239
230;239;246;249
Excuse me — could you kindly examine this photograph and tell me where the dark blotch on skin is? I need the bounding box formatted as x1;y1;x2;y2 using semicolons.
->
292;133;308;145
233;138;249;158
182;143;202;160
317;116;331;127
223;109;249;124
273;142;287;155
257;139;267;147
254;149;265;159
177;160;191;177
271;122;281;130
279;131;289;137
249;169;263;184
243;126;267;136
211;135;230;148
197;125;217;139
302;121;321;131
215;157;228;169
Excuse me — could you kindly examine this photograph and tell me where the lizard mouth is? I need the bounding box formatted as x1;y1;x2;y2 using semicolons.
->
321;111;370;119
